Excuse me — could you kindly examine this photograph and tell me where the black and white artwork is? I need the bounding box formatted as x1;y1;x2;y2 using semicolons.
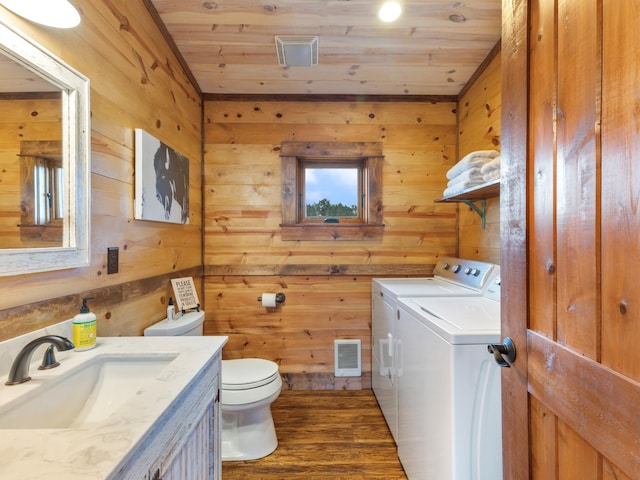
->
134;129;189;224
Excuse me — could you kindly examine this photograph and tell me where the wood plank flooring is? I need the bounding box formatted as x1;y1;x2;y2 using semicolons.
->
222;390;408;480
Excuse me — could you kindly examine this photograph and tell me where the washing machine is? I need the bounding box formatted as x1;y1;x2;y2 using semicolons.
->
371;257;497;443
396;275;502;479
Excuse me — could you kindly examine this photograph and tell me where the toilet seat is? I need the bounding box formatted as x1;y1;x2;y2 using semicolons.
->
222;359;280;390
221;359;282;407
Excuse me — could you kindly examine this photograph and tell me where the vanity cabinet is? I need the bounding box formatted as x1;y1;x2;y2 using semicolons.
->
112;353;222;480
0;334;228;479
150;396;220;480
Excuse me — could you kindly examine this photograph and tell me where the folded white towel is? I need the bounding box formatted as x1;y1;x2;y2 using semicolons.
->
482;169;501;183
446;150;500;180
442;177;486;197
446;167;483;188
480;156;500;174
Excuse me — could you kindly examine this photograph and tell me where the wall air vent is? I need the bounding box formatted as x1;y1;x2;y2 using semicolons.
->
275;35;319;67
334;339;362;377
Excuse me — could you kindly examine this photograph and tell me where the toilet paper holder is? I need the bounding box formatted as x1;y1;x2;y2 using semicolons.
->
257;293;286;304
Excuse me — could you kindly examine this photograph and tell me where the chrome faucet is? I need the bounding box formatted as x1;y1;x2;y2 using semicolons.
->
5;335;75;385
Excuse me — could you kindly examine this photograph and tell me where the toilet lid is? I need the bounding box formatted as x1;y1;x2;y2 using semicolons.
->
222;358;280;390
143;311;204;336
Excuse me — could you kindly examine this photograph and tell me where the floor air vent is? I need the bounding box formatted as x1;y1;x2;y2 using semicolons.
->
334;339;362;377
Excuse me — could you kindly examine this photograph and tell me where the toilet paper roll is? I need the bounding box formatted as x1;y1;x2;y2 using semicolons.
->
261;293;277;307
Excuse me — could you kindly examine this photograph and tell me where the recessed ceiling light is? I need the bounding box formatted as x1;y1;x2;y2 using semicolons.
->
0;0;81;29
378;1;402;23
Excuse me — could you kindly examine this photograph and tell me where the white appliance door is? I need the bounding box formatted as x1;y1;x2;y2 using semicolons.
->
404;296;500;344
371;286;398;442
377;277;481;298
397;306;452;480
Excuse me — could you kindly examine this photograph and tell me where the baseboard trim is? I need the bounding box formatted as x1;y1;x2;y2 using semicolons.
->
280;372;371;390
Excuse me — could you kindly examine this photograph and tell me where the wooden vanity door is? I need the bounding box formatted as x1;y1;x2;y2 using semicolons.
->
501;0;640;479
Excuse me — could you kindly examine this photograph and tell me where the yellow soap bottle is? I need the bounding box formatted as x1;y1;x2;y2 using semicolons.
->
72;297;97;351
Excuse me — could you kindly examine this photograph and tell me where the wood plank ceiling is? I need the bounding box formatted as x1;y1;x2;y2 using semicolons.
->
148;0;502;97
0;55;58;92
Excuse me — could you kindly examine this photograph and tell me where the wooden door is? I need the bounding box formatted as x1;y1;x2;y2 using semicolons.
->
501;0;640;479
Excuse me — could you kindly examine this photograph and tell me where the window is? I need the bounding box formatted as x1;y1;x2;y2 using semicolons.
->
19;141;64;245
33;156;64;225
301;160;362;223
280;141;384;241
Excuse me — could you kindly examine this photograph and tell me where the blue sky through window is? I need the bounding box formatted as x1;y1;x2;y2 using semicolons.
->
305;168;358;206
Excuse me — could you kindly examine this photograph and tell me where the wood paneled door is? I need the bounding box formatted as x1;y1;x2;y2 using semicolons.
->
501;0;640;479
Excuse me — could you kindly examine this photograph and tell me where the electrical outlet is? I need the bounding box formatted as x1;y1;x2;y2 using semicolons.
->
107;247;119;274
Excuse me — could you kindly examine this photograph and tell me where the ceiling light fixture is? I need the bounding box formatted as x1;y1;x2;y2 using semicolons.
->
378;1;402;23
275;36;319;67
0;0;81;29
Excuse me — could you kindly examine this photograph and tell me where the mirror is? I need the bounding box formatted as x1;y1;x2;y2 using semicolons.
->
0;19;90;276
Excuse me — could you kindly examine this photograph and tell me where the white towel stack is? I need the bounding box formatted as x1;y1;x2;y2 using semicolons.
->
480;156;501;182
443;150;500;197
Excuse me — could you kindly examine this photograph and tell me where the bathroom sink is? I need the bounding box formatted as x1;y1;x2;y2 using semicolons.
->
0;335;227;479
0;354;176;429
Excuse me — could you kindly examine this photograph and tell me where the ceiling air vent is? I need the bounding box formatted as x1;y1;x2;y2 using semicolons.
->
275;35;319;67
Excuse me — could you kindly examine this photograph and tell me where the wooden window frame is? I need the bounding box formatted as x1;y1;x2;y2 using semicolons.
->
280;141;384;241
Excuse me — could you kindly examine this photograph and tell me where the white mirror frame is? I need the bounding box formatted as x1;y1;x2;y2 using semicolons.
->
0;19;90;276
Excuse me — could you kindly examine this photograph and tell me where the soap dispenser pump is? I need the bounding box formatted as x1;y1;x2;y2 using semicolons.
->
167;297;175;322
72;297;97;351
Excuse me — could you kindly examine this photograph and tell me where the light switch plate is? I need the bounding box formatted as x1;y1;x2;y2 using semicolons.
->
107;247;119;274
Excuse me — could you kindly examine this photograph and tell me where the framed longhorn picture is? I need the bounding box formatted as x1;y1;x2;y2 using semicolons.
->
134;128;190;224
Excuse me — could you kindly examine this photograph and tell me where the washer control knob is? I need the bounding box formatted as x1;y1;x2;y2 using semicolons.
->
464;267;472;275
452;264;461;273
443;263;450;270
472;268;480;276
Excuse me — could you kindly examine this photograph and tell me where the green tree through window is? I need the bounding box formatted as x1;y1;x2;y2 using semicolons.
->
306;198;358;217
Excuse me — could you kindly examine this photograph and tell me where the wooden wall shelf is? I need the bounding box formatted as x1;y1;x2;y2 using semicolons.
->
435;180;500;229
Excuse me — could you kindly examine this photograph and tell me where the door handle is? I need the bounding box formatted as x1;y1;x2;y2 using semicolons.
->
487;337;516;368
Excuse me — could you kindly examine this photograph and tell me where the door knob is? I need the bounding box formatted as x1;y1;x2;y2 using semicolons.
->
487;337;516;368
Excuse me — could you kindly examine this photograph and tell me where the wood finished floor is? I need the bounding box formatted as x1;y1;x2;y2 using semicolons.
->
222;390;408;480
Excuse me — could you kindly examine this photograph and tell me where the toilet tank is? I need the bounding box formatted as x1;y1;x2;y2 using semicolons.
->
143;311;205;336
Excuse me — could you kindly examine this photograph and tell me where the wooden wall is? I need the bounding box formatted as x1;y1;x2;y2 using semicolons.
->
456;48;502;264
0;1;501;393
0;98;61;248
0;0;202;342
203;100;458;389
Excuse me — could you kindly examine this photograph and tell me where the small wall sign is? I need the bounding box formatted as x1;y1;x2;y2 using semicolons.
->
171;276;200;311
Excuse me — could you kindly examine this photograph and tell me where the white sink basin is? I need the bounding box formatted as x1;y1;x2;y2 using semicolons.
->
0;335;227;479
0;354;176;429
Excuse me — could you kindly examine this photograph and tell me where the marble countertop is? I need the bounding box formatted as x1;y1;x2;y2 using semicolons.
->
0;335;227;479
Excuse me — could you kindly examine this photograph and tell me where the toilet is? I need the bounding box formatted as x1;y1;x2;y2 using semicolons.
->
144;310;282;461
